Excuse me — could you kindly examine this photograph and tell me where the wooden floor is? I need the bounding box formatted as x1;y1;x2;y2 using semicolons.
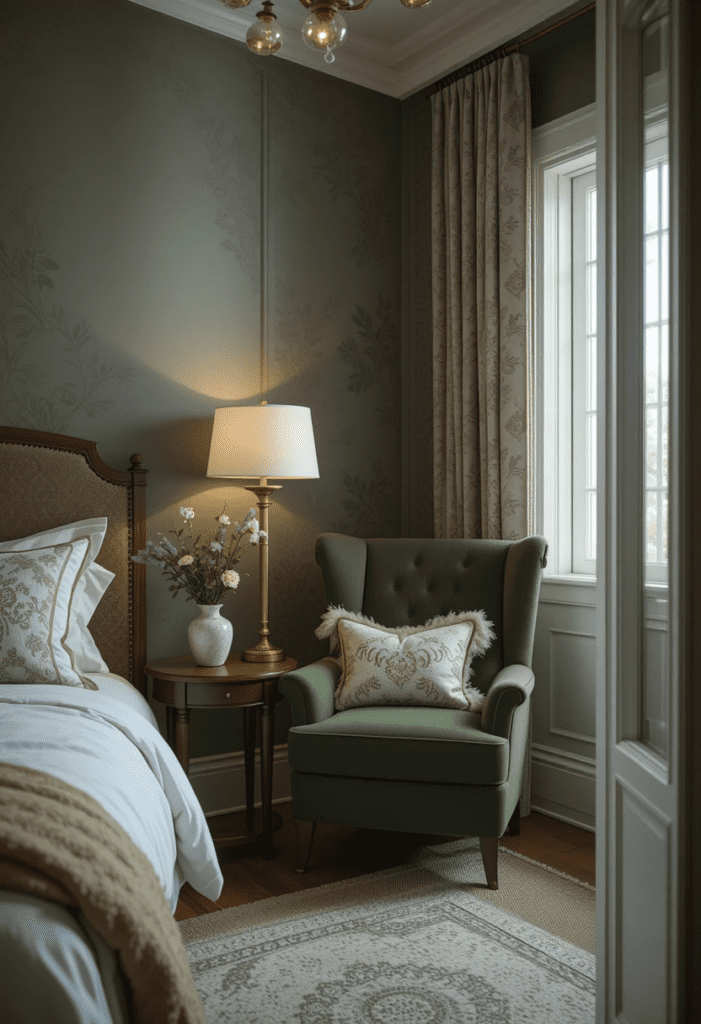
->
175;802;595;921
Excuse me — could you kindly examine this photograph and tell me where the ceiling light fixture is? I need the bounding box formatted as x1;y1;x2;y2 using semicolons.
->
221;0;431;65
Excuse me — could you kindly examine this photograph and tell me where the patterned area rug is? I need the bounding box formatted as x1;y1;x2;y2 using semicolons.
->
181;839;595;1024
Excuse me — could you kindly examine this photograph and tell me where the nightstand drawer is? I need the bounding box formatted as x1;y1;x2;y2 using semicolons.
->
185;680;264;707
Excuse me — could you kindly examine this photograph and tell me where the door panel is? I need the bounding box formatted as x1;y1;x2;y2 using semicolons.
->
617;781;669;1024
596;0;692;1020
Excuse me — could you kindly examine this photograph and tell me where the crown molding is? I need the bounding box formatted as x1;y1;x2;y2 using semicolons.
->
127;0;583;98
391;0;578;97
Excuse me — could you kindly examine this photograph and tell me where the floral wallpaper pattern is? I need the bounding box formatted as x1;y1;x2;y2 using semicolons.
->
0;192;134;433
0;0;402;750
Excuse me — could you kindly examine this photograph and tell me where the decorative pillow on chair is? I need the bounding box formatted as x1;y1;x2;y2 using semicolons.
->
316;606;494;712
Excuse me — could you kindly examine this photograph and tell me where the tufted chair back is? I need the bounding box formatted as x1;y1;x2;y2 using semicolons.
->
315;533;547;695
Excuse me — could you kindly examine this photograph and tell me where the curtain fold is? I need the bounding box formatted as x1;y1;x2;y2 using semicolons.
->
431;55;534;812
431;55;532;542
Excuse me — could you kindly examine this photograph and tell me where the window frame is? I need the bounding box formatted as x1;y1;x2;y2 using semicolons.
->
532;104;597;580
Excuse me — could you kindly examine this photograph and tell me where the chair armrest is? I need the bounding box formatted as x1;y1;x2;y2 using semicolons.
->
481;665;534;739
278;657;340;727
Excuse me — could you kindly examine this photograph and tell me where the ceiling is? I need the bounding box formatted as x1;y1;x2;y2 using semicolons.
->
128;0;581;98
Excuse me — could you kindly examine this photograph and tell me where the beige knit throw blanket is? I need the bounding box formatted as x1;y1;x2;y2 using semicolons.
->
0;761;206;1024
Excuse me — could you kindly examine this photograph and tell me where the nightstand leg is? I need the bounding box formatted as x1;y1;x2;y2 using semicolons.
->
165;705;176;749
175;708;190;775
259;694;276;858
243;706;256;834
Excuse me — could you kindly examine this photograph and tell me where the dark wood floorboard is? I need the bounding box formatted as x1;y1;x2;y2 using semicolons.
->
175;802;595;921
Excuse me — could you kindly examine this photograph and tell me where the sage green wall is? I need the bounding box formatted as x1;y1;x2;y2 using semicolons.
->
1;0;595;758
0;0;401;756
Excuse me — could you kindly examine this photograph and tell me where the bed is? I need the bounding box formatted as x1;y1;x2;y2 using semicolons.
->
0;426;223;1024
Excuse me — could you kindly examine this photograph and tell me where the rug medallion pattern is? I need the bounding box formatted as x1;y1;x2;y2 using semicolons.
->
186;889;594;1023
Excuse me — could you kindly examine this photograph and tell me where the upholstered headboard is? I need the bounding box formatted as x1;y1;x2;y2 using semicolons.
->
0;427;147;694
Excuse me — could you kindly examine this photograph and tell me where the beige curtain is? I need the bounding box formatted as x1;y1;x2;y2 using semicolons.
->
431;55;532;542
431;55;534;812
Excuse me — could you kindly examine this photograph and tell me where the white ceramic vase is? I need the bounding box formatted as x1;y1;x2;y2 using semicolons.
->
188;605;233;667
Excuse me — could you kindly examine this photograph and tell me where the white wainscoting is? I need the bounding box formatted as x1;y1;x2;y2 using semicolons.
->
531;578;669;831
531;577;597;831
187;743;292;818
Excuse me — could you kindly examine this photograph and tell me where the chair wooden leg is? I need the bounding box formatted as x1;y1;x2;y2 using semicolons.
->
479;836;499;890
294;820;316;874
505;798;521;836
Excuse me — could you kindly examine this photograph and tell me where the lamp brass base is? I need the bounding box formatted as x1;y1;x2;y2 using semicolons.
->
242;642;286;663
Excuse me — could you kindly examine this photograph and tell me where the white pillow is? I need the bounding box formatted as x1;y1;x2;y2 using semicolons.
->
316;606;494;712
69;562;113;673
0;519;111;677
0;540;96;687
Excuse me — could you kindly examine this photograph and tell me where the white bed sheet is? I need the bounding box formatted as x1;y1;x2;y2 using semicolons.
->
0;674;223;1024
0;674;223;908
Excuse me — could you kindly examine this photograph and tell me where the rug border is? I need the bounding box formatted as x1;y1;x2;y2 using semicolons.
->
179;838;595;951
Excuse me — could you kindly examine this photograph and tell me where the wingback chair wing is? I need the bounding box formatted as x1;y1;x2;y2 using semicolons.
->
279;533;547;889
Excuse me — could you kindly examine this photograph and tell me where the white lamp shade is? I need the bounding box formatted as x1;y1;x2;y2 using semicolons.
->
207;404;319;479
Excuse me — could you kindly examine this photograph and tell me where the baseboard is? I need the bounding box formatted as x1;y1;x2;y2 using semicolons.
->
187;743;292;818
530;743;596;832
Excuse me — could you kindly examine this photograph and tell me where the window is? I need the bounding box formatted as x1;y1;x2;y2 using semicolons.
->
571;171;597;573
534;102;669;583
533;107;597;577
642;100;669;583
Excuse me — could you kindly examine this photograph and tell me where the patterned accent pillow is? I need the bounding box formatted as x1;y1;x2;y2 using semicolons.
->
316;607;494;712
0;519;111;675
0;540;97;688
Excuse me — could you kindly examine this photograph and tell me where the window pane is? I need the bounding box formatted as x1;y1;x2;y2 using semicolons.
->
587;334;597;411
662;402;668;488
645;325;659;403
571;168;597;574
661;160;669;231
587;188;597;261
587;413;597;489
660;226;669;322
646;406;658;488
646;490;659;563
586;262;597;336
645;235;660;322
640;0;669;760
645;164;659;233
587;490;597;561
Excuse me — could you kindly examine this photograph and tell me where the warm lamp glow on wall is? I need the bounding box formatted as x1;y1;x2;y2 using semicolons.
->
207;402;319;663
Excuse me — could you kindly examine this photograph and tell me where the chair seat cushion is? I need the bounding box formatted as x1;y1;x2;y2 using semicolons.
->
287;706;509;786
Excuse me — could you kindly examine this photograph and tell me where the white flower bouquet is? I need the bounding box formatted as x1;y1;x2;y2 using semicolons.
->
132;505;266;606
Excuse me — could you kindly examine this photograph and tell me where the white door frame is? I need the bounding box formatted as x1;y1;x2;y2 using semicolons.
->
595;0;700;1020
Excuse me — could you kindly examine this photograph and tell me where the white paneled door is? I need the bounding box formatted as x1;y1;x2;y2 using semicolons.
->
596;1;699;1021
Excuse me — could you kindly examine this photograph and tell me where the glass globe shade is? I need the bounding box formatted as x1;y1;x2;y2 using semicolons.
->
301;9;347;54
246;16;283;55
400;0;432;6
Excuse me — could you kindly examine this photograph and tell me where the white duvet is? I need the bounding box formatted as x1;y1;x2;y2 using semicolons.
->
0;674;223;1024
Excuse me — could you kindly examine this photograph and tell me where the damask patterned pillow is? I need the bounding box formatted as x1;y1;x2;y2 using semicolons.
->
0;539;97;688
316;606;494;712
0;519;111;675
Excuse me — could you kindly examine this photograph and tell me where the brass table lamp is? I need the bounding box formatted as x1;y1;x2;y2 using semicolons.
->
207;402;319;663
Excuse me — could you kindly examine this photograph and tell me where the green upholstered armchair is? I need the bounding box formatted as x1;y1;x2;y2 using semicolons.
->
278;533;547;889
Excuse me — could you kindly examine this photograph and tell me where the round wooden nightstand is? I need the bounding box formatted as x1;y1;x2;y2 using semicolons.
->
146;652;297;858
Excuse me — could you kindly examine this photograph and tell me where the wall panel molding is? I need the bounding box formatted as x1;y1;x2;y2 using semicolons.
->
188;743;291;817
531;742;596;830
548;627;597;743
